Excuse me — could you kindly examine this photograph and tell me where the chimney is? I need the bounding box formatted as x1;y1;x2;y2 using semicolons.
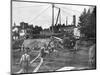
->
66;16;68;26
73;15;76;26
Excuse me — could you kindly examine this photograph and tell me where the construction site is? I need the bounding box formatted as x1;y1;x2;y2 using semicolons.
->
11;0;96;74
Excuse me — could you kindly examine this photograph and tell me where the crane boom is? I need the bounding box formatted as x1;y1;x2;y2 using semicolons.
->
55;8;61;25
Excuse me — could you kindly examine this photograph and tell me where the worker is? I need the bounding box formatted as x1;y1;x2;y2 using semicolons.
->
19;47;30;73
40;47;47;58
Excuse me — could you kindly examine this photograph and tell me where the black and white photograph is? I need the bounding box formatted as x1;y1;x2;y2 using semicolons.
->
11;0;96;74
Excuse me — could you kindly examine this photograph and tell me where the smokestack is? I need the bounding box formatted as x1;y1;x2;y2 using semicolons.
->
73;15;76;26
66;17;68;26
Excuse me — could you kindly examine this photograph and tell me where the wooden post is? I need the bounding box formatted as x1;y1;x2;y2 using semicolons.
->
52;3;54;33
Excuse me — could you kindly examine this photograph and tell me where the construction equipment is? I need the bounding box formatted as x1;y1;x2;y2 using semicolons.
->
47;35;76;51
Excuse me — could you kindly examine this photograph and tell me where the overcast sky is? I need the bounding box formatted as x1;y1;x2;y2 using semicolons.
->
12;1;94;29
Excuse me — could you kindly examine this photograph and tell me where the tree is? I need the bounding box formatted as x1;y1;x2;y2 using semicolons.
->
78;7;96;39
33;25;43;34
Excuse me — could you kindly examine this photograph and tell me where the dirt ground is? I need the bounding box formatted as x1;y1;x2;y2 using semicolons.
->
11;38;94;73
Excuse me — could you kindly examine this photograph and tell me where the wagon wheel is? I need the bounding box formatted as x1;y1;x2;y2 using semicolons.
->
70;40;76;48
46;40;56;56
63;39;70;48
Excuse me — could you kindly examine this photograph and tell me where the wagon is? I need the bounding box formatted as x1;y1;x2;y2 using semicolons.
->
48;36;76;50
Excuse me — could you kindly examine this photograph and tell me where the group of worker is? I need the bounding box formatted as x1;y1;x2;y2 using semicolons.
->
17;44;54;74
16;36;71;74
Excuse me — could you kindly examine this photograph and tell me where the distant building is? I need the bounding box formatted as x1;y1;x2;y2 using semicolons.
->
59;25;76;35
20;22;28;29
59;25;81;38
12;22;34;40
73;27;80;39
19;22;28;37
12;23;20;40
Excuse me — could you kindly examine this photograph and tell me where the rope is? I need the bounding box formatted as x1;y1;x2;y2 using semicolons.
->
29;5;51;23
33;57;43;72
30;50;44;72
30;52;41;64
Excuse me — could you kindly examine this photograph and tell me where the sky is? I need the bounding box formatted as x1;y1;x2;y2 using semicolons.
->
12;1;94;29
